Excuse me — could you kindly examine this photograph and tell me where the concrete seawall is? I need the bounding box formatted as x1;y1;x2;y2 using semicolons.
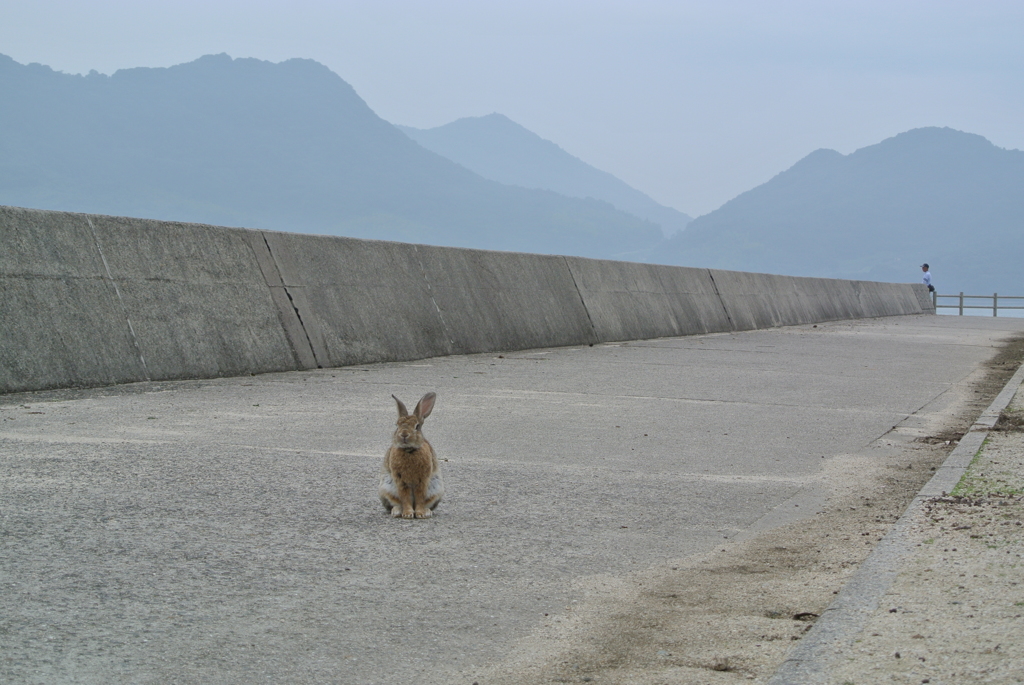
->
0;205;934;394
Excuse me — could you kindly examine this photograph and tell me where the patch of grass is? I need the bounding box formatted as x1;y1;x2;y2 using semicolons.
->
953;475;1024;499
951;439;991;498
950;437;1024;498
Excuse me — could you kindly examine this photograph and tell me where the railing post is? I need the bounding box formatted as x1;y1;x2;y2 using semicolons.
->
959;292;964;316
932;289;937;308
994;293;998;317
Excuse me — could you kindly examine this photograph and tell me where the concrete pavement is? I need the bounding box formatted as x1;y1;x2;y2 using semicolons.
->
2;314;1023;684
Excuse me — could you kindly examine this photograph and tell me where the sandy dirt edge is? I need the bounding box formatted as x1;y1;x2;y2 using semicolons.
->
826;385;1024;685
465;336;1024;685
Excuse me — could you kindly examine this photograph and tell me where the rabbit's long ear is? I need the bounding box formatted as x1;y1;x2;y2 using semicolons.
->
393;395;409;418
414;392;436;421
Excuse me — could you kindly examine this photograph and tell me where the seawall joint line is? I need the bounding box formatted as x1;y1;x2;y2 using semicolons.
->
563;257;599;344
85;217;150;381
282;287;321;369
260;232;322;369
707;269;736;331
413;245;455;348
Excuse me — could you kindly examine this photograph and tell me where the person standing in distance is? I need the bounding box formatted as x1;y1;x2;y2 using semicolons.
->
921;263;934;292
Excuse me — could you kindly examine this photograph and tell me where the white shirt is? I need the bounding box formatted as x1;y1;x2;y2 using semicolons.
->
922;271;932;287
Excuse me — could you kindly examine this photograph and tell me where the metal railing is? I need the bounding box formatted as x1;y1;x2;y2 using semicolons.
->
933;292;1024;316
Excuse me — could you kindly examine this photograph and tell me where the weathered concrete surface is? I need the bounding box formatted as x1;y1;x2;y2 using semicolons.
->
261;230;453;367
0;206;302;393
86;214;300;382
0;208;149;389
260;232;598;367
3;205;931;395
912;282;936;313
708;270;929;331
416;246;597;353
2;315;1022;684
564;258;730;340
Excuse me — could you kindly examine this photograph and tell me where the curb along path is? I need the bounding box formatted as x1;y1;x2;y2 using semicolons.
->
769;363;1024;684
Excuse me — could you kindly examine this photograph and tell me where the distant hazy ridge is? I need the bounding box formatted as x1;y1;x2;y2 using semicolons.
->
1;52;1020;294
666;127;1024;295
0;53;662;260
399;114;691;237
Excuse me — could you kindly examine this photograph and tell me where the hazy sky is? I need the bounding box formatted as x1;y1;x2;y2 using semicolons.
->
3;1;1022;216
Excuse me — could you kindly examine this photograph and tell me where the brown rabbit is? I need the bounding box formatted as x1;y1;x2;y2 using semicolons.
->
379;392;444;518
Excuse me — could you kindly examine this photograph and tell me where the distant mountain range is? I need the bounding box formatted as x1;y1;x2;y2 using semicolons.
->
399;114;691;237
663;127;1024;295
1;52;1020;296
0;53;662;260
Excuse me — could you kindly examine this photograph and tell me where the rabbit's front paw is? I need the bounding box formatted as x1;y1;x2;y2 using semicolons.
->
415;509;432;519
